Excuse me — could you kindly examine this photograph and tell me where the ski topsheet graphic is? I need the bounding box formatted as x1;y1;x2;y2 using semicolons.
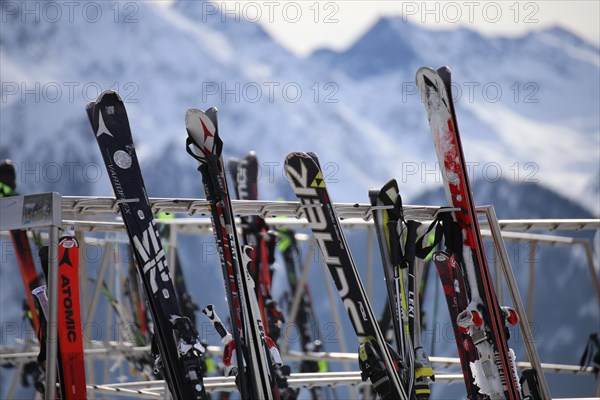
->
57;235;87;400
87;91;207;400
416;67;521;399
285;152;408;400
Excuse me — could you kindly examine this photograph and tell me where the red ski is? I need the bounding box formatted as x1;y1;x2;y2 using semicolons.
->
57;236;87;400
416;66;521;399
10;229;42;334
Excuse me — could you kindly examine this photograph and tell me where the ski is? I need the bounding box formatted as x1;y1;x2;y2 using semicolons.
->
185;107;280;400
1;160;43;336
369;180;415;396
285;152;408;400
56;235;88;399
87;91;207;400
416;66;521;398
229;153;284;342
37;245;74;399
370;179;434;399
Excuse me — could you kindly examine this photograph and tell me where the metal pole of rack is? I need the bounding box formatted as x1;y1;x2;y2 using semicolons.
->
483;206;551;398
578;239;600;312
45;225;60;400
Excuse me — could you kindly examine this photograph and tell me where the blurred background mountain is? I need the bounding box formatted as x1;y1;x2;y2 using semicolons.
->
1;1;598;398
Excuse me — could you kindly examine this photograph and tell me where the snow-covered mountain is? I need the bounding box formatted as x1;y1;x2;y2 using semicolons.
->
1;2;598;212
1;1;599;398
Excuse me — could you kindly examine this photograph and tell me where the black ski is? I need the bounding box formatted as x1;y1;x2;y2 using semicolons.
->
285;152;407;400
87;91;207;400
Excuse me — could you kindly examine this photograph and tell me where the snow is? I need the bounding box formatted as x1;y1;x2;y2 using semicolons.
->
464;101;600;215
536;32;600;68
159;4;235;64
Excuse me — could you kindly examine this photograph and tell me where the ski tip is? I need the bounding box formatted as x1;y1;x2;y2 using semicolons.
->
185;108;204;122
284;151;309;164
437;65;452;79
368;188;380;205
415;66;437;83
85;101;95;124
186;108;219;133
95;90;123;104
285;151;322;171
227;157;239;169
204;107;218;126
380;178;399;193
242;150;258;164
185;108;217;136
306;151;319;163
376;179;399;204
415;67;439;87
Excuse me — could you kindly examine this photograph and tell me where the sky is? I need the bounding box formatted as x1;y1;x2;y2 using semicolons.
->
208;0;600;56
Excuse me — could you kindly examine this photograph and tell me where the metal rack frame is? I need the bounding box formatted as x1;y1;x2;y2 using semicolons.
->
1;195;599;399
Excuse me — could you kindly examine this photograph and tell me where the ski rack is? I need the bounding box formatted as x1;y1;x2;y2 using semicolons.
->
1;194;599;399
